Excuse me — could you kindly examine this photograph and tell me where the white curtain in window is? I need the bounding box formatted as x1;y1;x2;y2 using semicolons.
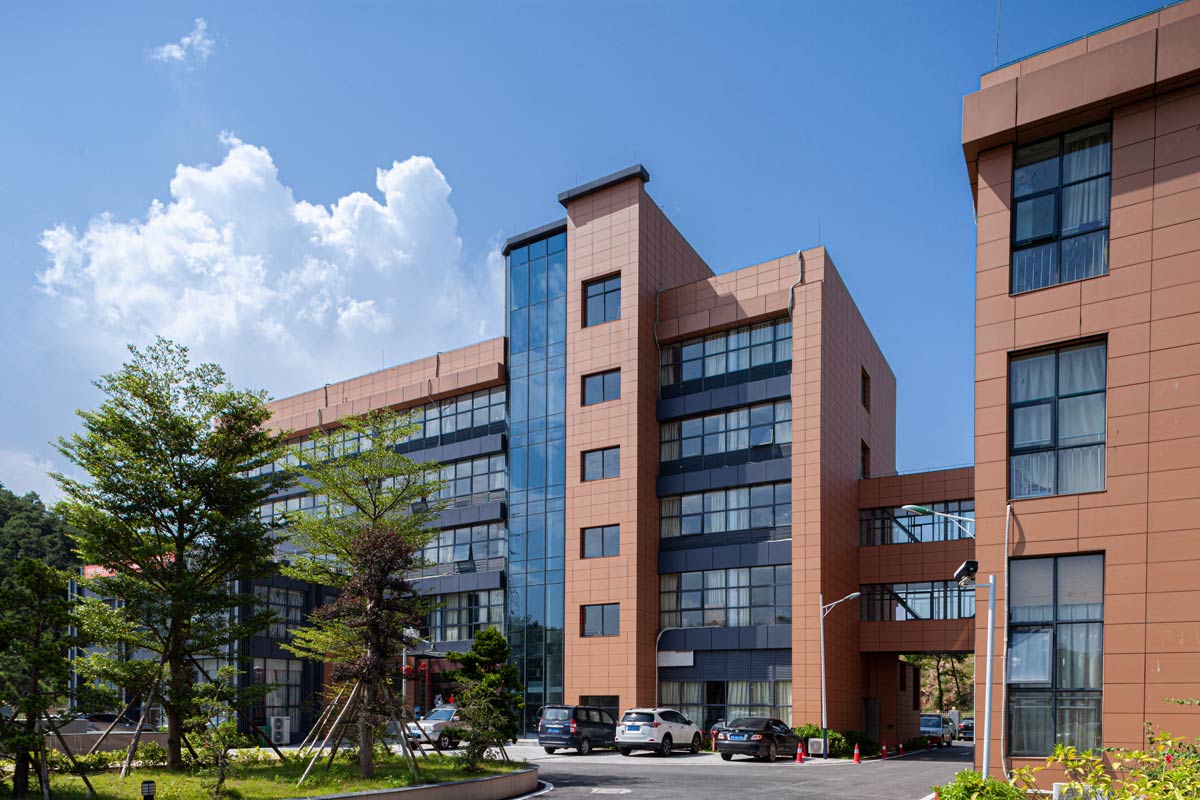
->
1057;693;1102;751
1061;177;1110;236
727;681;750;720
1009;628;1053;682
1059;345;1106;394
1009;693;1053;756
1057;623;1103;689
1063;125;1111;182
1058;444;1105;494
1012;353;1056;402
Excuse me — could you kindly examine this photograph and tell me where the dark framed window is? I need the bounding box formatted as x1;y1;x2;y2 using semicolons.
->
660;482;791;538
584;275;621;327
659;679;792;728
583;369;621;406
419;523;507;568
1011;122;1111;294
424;589;505;642
660;319;792;398
582;603;619;637
861;441;870;479
860;500;975;546
660;401;791;464
255;586;305;640
1009;341;1106;499
859;581;975;621
1007;555;1103;756
660;565;791;629
582;525;619;558
861;368;871;411
582;446;620;481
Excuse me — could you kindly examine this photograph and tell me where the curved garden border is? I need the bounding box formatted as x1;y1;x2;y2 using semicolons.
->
280;766;540;800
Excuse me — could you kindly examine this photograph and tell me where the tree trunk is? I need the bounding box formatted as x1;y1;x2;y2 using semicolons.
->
359;680;376;778
166;642;187;770
13;749;30;797
934;655;945;711
949;655;964;706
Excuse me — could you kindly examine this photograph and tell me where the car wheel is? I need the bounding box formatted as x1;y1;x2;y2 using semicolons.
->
765;742;777;762
578;738;592;756
660;734;673;757
437;733;451;750
720;752;733;761
690;733;701;753
543;747;557;755
618;747;631;757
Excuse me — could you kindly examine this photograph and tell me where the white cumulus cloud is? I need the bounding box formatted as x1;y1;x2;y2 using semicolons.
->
150;18;215;66
0;450;64;503
37;133;504;401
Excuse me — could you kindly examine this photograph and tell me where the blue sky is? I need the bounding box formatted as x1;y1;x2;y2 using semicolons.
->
0;0;1171;499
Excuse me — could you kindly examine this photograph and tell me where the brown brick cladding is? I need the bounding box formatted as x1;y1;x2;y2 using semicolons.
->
266;338;506;435
659;246;897;730
561;177;712;711
964;0;1200;777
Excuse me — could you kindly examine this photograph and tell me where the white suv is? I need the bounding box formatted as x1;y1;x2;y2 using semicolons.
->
615;708;703;756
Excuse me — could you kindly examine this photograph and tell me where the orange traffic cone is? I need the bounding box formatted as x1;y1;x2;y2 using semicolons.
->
927;737;933;751
881;741;888;759
899;742;905;756
853;743;861;763
795;742;805;764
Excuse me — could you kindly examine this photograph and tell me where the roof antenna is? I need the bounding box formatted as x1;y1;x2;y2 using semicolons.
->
994;0;1003;68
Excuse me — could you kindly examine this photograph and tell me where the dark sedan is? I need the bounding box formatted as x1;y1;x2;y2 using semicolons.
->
715;717;801;762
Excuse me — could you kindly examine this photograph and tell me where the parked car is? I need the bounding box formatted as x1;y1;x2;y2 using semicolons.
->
958;717;974;741
85;712;140;732
537;704;617;755
919;713;955;747
715;717;801;762
708;718;727;746
405;706;466;749
615;708;702;756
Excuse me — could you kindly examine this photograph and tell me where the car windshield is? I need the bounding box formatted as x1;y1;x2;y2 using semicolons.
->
920;715;942;727
424;709;454;721
542;707;571;721
622;712;655;723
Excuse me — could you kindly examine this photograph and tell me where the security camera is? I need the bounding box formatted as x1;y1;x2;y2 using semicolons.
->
954;560;979;587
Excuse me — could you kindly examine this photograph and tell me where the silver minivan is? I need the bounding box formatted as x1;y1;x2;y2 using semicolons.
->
919;713;955;747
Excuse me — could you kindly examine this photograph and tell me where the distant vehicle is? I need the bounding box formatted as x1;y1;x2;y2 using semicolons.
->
405;706;465;749
715;717;801;762
919;713;955;747
709;718;727;745
85;713;140;732
958;717;974;741
537;704;617;755
615;708;702;756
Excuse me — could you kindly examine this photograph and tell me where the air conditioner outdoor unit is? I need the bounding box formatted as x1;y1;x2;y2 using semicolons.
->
270;716;291;745
806;737;825;755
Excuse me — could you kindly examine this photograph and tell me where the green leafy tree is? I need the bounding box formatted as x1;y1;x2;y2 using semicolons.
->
279;409;441;779
445;627;523;771
53;338;289;770
187;666;254;799
0;560;77;797
0;483;77;577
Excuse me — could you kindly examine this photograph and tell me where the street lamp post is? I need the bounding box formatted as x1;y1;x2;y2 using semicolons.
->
900;504;997;775
819;591;861;759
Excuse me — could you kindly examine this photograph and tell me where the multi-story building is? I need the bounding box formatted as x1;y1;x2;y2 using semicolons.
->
962;0;1200;779
263;165;977;743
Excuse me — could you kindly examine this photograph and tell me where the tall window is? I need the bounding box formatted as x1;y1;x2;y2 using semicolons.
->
252;658;303;735
425;590;505;642
582;603;619;637
584;275;621;326
861;441;871;479
861;368;871;411
582;446;620;481
583;369;621;406
1010;341;1106;498
660;679;792;728
581;525;619;558
1012;122;1111;294
1008;555;1103;756
255;586;305;640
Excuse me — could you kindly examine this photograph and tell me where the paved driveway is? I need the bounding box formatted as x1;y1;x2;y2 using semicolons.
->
511;740;974;800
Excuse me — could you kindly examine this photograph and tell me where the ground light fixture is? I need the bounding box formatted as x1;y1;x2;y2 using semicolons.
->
900;502;996;775
819;591;861;759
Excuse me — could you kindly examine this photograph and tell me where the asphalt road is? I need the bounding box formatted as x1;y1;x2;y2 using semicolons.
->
512;740;975;800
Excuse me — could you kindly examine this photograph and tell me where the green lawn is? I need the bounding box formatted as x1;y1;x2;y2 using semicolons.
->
48;755;525;800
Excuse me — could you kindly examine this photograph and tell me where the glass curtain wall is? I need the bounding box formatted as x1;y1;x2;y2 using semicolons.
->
507;231;568;734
